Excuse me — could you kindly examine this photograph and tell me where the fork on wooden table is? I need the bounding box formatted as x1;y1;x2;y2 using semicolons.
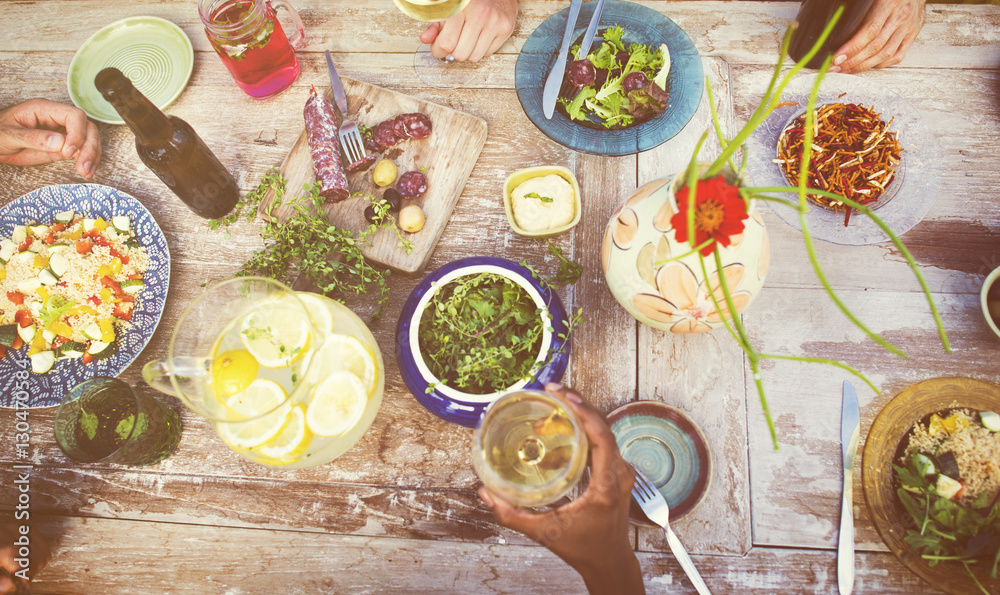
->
324;50;366;166
630;463;712;595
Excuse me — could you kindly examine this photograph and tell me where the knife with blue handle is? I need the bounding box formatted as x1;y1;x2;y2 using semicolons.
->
839;380;860;595
542;0;584;119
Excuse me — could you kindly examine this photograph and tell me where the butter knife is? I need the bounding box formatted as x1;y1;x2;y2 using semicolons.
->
838;380;860;595
575;0;606;61
542;0;584;119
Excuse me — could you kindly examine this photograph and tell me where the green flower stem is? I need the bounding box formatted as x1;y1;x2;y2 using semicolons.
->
759;354;879;394
706;8;844;180
708;250;779;448
684;132;710;252
653;239;715;267
747;187;951;353
698;251;744;347
791;59;907;358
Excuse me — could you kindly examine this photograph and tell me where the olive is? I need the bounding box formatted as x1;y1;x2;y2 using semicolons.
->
382;188;402;212
364;204;379;224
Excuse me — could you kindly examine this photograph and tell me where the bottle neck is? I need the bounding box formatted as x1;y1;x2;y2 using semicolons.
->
96;69;172;144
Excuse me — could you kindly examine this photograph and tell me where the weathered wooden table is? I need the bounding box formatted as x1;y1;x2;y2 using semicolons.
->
1;1;998;592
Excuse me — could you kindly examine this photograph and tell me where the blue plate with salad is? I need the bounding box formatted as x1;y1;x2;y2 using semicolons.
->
515;0;703;156
0;184;170;409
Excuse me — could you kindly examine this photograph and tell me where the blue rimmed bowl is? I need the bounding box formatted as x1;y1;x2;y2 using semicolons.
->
396;257;571;427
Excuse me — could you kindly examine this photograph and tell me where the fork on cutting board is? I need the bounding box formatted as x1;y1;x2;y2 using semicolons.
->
630;464;713;595
324;50;366;166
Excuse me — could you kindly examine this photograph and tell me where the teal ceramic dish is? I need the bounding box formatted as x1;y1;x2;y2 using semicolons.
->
68;16;194;125
608;400;711;523
515;0;704;156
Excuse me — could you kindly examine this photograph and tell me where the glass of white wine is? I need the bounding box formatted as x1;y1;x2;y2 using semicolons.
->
392;0;479;88
472;389;589;507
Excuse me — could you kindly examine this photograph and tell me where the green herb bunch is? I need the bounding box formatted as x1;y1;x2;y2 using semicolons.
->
894;452;1000;593
418;272;550;395
210;169;402;319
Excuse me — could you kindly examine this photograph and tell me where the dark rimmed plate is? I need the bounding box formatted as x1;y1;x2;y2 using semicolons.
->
862;376;1000;595
515;0;704;156
745;73;941;245
0;184;170;408
608;400;711;523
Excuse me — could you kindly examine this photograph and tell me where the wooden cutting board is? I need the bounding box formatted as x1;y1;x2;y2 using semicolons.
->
259;77;488;273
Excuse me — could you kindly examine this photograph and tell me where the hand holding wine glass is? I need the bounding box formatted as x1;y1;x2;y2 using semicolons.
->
419;0;518;62
478;383;645;595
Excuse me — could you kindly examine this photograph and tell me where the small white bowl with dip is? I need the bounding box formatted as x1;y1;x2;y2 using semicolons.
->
503;166;581;238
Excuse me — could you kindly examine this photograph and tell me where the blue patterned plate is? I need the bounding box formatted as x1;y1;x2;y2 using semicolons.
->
515;0;704;156
0;184;170;408
608;400;712;523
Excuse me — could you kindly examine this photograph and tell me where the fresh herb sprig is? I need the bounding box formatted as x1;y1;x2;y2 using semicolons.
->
210;169;397;319
894;452;1000;593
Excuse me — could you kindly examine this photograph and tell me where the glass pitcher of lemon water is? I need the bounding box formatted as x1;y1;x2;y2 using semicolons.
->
142;277;383;468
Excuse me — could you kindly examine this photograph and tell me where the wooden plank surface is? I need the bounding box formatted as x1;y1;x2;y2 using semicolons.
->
24;516;940;594
260;78;488;272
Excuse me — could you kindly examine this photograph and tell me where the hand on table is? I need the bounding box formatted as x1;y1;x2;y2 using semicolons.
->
419;0;518;62
0;99;102;178
1;523;51;595
830;0;926;74
478;383;645;595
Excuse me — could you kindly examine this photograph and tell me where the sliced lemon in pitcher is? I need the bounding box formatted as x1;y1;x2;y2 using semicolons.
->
296;292;334;334
216;379;289;448
211;349;260;398
306;371;368;437
303;334;377;395
239;305;311;368
257;406;312;462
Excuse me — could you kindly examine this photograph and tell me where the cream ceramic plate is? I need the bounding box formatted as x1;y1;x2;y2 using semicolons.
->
67;16;194;125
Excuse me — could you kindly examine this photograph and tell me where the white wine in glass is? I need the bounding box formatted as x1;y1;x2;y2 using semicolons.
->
473;390;589;507
393;0;471;22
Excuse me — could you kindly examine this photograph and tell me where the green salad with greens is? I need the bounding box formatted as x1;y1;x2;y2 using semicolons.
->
558;25;670;130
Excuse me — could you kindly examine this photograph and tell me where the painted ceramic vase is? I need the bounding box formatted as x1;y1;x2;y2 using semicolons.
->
602;166;770;333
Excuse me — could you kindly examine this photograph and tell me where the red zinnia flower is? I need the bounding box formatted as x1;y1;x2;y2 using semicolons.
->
670;175;749;257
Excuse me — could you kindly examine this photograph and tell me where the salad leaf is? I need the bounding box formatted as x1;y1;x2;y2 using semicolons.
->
564;87;597;122
602;25;626;52
40;295;75;327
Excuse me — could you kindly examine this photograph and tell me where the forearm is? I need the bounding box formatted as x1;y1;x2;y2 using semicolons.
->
579;549;645;595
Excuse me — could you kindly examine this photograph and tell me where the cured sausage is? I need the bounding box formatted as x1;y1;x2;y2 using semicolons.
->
346;154;377;173
396;113;433;140
396;171;428;199
372;120;399;151
304;87;349;202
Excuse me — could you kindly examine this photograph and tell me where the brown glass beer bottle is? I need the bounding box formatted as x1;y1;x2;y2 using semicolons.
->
95;67;240;219
789;0;875;69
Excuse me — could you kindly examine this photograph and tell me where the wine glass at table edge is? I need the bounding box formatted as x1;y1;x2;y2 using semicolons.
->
472;389;589;507
391;0;480;88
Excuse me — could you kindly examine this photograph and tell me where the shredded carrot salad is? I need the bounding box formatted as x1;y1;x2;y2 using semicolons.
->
776;103;903;226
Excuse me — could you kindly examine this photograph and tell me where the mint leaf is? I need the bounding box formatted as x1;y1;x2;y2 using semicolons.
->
80;408;98;441
525;192;554;203
116;415;135;440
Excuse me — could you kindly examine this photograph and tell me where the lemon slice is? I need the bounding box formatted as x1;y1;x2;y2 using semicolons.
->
216;379;289;448
257;406;312;462
211;349;259;398
239;304;311;368
306;371;368;437
304;334;377;395
296;292;334;334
